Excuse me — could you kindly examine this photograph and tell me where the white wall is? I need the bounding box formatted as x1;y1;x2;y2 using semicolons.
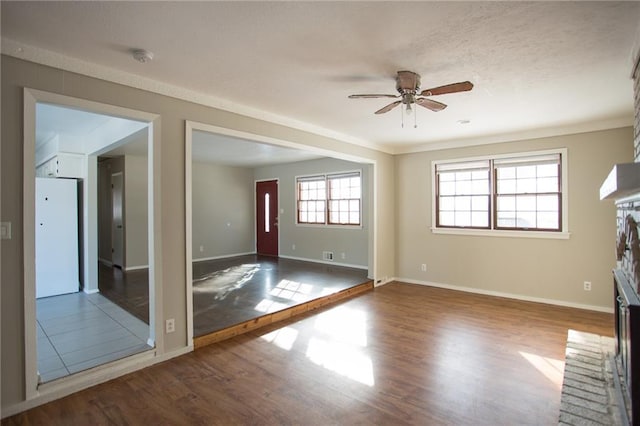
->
395;127;633;310
192;162;254;259
254;157;370;268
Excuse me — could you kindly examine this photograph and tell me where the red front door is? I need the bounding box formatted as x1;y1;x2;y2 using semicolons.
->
256;180;278;256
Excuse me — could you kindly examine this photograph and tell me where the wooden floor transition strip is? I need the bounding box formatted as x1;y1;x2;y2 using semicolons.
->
194;280;373;349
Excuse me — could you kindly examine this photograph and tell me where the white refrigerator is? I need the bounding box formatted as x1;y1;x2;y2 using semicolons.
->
36;177;80;298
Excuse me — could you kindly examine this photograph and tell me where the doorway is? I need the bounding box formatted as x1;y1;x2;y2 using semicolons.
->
256;180;278;256
24;89;162;396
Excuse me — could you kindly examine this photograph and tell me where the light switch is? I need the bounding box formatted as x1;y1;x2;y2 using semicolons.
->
1;222;11;240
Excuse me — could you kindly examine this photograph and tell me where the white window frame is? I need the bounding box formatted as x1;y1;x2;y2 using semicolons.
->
431;148;570;239
296;170;363;228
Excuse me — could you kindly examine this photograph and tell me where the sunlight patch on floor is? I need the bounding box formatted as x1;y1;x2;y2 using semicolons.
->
254;299;288;314
260;326;299;351
519;351;564;389
306;337;375;386
193;263;260;300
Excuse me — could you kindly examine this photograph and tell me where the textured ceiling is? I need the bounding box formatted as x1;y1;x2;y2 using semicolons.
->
4;1;640;153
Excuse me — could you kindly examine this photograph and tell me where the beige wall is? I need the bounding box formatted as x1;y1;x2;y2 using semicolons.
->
395;127;633;309
0;55;395;410
192;162;254;259
254;158;370;268
124;155;148;269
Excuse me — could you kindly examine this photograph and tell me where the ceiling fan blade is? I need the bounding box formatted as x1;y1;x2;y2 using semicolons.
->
416;98;447;112
348;94;399;99
375;100;402;114
420;81;474;97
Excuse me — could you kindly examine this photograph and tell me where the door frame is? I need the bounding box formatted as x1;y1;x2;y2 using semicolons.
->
23;88;163;401
185;120;377;346
255;178;279;256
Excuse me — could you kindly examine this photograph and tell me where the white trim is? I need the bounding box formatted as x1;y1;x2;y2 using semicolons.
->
394;278;614;313
431;228;571;240
431;147;569;236
192;252;256;263
23;89;162;405
278;254;368;270
185;121;194;346
396;121;632;155
1;345;193;419
2;38;389;154
83;288;99;295
124;264;149;272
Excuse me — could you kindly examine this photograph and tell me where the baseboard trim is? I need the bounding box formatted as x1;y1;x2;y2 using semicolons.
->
394;277;614;313
278;254;368;270
1;345;193;419
193;252;256;263
98;258;112;267
125;264;149;272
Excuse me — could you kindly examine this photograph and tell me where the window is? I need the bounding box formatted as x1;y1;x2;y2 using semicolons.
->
297;171;361;226
434;151;564;234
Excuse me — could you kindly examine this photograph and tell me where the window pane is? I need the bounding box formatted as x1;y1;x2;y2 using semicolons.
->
471;179;489;195
471;211;489;227
454;196;471;211
471;196;488;211
317;212;325;223
537;164;558;177
497;167;516;179
456;180;472;195
497;179;516;194
457;171;471;181
440;196;455;211
516;195;536;211
300;211;307;222
330;212;338;223
349;200;359;211
537;177;558;193
440;211;455;226
455;211;471;227
349;212;359;224
516;212;536;228
497;196;515;211
537;195;558;211
537;212;559;229
440;181;455;196
497;211;516;228
439;172;455;182
516;178;536;193
517;165;536;178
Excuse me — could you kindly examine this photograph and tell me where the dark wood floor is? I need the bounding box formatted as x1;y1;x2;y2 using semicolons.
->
98;263;149;323
98;255;370;337
4;282;613;425
193;255;369;336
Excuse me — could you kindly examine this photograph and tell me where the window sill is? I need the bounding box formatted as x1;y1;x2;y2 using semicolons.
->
296;223;363;230
431;227;570;240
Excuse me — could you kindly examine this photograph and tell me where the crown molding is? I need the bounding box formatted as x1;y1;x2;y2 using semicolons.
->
1;38;393;155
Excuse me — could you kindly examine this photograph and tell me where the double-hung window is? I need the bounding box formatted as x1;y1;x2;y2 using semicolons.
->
434;150;565;235
297;171;361;226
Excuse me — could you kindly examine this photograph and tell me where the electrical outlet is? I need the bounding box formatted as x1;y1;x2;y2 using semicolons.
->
584;281;592;291
292;244;296;250
341;252;346;260
199;245;204;252
165;318;175;333
421;264;427;272
1;222;11;240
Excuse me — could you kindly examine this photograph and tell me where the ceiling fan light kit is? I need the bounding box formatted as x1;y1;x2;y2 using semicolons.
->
349;70;473;128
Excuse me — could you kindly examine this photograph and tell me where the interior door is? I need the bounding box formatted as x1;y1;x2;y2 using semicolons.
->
35;177;80;298
256;180;278;256
111;172;124;268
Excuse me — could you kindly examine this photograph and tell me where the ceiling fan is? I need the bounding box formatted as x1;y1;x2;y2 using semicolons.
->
348;70;473;115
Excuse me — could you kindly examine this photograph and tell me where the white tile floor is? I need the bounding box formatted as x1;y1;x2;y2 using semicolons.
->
37;292;153;383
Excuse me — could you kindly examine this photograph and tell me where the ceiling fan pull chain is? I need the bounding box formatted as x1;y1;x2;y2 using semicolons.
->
401;105;405;128
414;108;418;128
